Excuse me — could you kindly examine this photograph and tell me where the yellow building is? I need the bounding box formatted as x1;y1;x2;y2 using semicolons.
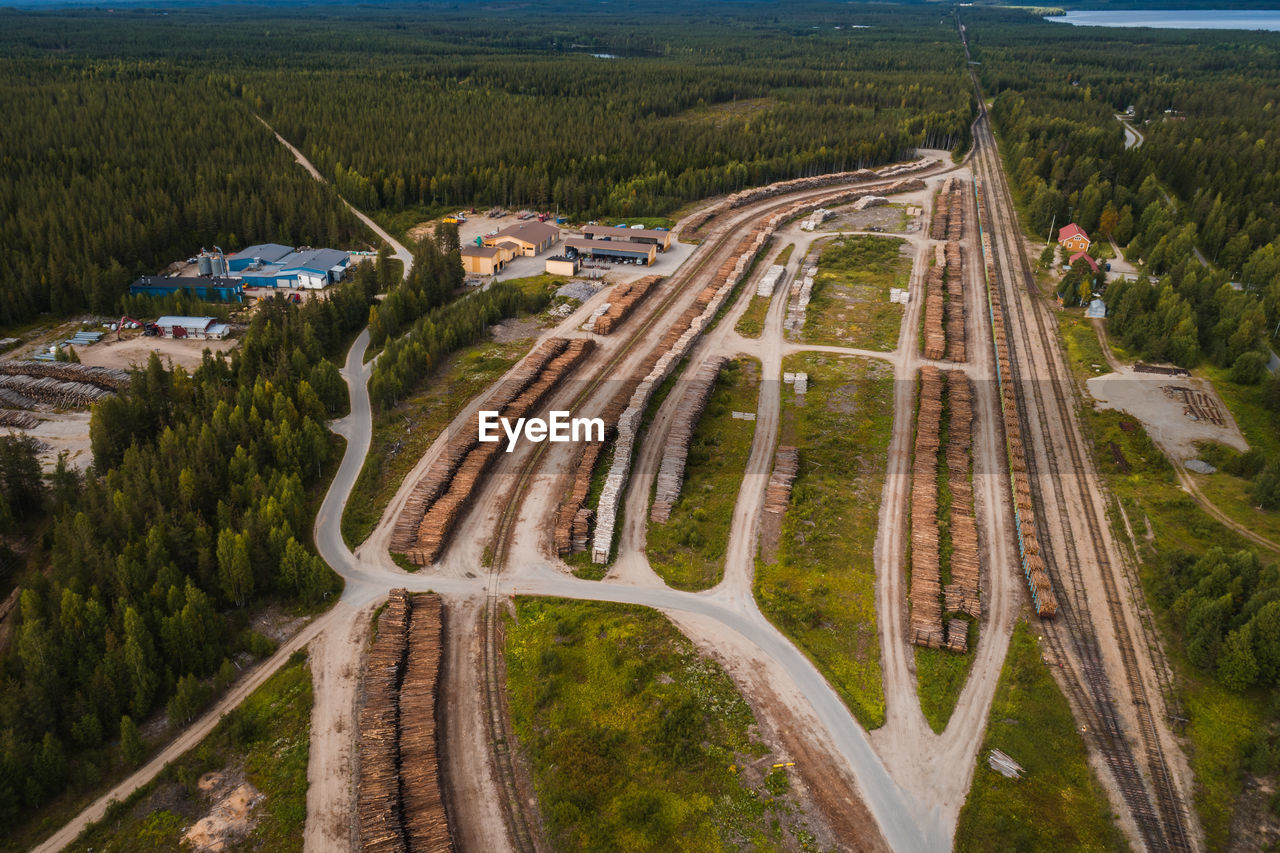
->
461;245;511;276
483;221;560;256
545;256;580;276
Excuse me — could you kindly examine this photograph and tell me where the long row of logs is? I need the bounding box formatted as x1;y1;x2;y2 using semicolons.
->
923;180;969;363
943;372;980;623
650;356;728;523
685;158;938;234
591;176;929;563
588;275;662;335
357;590;452;853
945;242;967;363
0;373;113;407
975;179;1059;618
392;337;595;565
923;244;948;361
0;410;38;429
910;366;946;648
0;360;130;391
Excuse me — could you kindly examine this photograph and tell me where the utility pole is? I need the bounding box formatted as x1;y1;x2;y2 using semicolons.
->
1046;212;1056;247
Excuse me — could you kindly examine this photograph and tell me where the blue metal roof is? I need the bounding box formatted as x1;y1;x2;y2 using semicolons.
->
278;248;349;273
231;243;294;263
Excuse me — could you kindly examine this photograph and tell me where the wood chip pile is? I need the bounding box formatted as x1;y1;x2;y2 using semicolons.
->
763;446;799;516
910;365;945;648
976;179;1058;618
392;337;594;565
943;372;980;624
587;275;662;335
357;590;452;853
650;356;727;523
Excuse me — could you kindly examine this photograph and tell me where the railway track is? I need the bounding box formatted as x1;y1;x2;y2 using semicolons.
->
470;164;953;852
966;57;1192;852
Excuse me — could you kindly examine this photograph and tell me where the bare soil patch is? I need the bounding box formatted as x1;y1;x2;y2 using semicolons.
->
1087;370;1247;461
78;334;237;372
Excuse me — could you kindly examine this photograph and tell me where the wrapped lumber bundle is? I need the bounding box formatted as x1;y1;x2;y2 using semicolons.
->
401;594;452;853
359;590;411;853
408;339;595;565
910;366;945;648
593;276;662;335
651;357;727;523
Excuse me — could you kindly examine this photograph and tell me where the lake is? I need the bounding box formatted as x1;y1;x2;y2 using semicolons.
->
1047;10;1280;31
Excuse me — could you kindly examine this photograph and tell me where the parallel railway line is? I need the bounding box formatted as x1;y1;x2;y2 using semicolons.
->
967;59;1192;852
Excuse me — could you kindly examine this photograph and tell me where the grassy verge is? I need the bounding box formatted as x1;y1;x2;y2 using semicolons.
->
66;652;313;853
504;598;821;851
1058;311;1113;384
341;336;532;548
647;358;760;591
797;235;908;352
916;634;977;734
755;353;891;729
954;621;1128;852
736;295;771;339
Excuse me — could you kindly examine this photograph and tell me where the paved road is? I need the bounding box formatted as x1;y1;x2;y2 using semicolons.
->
1116;115;1145;149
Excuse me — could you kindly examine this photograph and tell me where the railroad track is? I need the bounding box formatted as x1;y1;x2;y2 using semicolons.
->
966;60;1192;852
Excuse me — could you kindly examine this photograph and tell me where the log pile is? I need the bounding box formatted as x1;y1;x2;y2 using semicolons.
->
944;243;967;363
930;178;955;241
763;446;799;516
0;388;36;410
975;179;1058;618
359;589;411;852
910;366;945;648
555;439;606;555
357;590;453;853
589;275;662;335
0;360;130;391
392;337;594;566
0;410;38;429
401;595;451;852
923;244;947;360
943;372;980;621
650;356;727;523
592;176;928;562
0;373;113;407
784;265;816;335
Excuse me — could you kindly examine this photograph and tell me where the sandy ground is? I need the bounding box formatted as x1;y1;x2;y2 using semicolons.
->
78;334;237;372
1088;370;1247;460
19;411;92;470
184;775;263;852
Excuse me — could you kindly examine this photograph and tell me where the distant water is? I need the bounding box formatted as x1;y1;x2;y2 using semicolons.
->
1048;10;1280;31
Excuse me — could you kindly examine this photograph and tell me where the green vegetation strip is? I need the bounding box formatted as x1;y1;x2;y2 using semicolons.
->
66;652;313;853
648;358;761;591
736;244;795;339
755;353;889;729
342;337;532;548
505;598;818;851
799;235;908;352
954;622;1128;852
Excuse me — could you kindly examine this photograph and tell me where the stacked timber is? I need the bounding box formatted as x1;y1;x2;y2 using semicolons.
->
0;360;130;391
763;446;799;516
650;357;727;523
401;594;451;852
923;244;947;360
944;243;967;363
931;178;955;241
946;619;970;653
757;264;786;298
910;366;945;648
0;410;38;429
0;374;113;407
555;439;606;555
408;339;594;565
358;589;411;853
0;388;36;410
591;275;662;335
784;266;816;335
946;181;966;241
974;178;1058;618
943;372;981;620
593;175;929;562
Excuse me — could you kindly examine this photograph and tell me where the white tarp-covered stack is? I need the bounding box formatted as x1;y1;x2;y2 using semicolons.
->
650;356;727;523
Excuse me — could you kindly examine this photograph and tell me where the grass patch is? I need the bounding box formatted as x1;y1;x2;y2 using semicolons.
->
755;353;891;729
647;358;760;591
66;653;314;853
915;633;977;734
954;621;1128;852
504;598;819;851
736;294;771;339
796;235;908;352
1058;311;1113;384
1204;365;1280;460
341;336;532;548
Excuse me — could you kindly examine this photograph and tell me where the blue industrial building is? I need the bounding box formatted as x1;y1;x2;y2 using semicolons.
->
227;243;294;273
129;276;244;302
236;247;351;289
